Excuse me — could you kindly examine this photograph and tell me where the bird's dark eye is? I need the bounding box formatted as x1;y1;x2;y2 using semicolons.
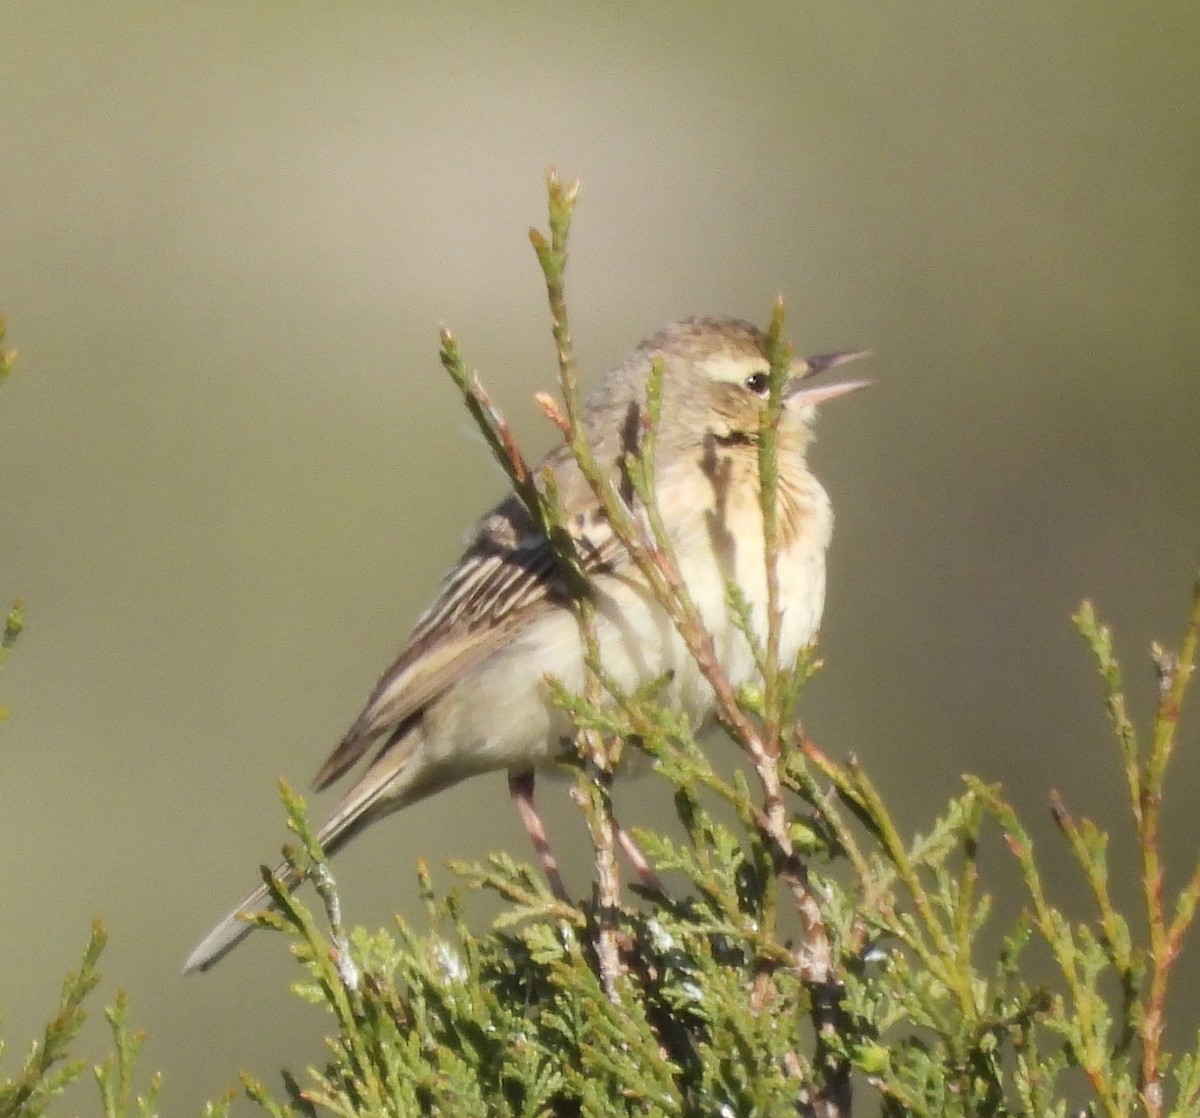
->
744;371;770;395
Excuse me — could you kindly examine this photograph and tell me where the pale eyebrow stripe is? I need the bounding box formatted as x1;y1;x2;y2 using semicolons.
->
701;354;764;384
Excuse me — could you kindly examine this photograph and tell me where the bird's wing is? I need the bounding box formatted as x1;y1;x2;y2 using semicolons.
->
312;487;623;790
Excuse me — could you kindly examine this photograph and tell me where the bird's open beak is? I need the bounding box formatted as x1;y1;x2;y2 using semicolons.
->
785;348;872;406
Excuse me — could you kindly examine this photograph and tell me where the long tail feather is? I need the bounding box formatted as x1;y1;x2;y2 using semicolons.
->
183;731;467;973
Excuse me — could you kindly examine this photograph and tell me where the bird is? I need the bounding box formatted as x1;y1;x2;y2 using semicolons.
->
184;315;868;972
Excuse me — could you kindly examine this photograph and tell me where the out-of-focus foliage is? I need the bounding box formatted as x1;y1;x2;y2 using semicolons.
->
0;317;22;719
0;327;167;1118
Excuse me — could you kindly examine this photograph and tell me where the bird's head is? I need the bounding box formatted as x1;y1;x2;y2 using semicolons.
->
623;316;869;457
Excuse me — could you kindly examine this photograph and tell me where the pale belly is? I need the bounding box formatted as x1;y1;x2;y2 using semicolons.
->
423;476;832;776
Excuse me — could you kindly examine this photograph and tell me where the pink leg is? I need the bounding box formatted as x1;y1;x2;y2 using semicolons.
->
613;816;664;893
508;769;569;901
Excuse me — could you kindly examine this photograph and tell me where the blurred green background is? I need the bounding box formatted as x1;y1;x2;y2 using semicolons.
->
1;1;1198;1108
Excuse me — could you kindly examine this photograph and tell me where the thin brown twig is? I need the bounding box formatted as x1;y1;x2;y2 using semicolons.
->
1136;570;1200;1116
531;172;843;1100
531;172;625;999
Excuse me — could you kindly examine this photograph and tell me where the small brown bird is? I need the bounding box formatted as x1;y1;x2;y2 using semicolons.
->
185;316;867;972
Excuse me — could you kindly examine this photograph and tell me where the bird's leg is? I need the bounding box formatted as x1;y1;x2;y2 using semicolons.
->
612;815;664;893
508;769;569;901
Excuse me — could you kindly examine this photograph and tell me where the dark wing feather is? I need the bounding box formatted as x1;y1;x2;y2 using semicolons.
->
313;492;622;790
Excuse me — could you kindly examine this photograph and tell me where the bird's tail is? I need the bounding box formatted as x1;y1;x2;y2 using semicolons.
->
183;733;454;974
182;860;291;974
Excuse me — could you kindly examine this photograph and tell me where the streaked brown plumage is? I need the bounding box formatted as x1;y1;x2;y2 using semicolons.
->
184;316;867;972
